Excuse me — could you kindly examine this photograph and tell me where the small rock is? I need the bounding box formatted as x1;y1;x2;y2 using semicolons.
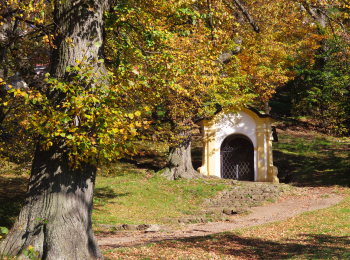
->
252;190;263;195
223;208;233;215
236;207;249;214
97;224;113;229
122;224;138;231
252;195;260;200
178;218;190;224
137;224;151;230
111;225;123;231
187;218;197;223
196;217;205;223
145;224;161;233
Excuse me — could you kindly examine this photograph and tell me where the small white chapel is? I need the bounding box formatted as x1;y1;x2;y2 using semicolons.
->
197;107;279;183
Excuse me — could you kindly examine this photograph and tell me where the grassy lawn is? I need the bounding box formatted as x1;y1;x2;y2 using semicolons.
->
93;163;228;225
273;129;350;187
0;162;29;229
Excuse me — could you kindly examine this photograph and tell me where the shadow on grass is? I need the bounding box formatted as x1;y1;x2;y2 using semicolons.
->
118;158;161;172
159;232;350;259
274;149;350;187
93;187;131;212
0;174;28;228
94;187;131;200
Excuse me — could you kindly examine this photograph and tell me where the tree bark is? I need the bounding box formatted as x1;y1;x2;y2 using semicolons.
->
0;4;13;126
1;0;111;259
0;142;102;259
161;129;203;180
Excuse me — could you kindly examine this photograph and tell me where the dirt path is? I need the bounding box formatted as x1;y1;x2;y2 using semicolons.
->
97;187;345;249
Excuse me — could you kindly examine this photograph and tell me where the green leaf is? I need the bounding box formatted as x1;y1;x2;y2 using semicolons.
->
61;117;71;124
0;227;9;234
94;41;101;47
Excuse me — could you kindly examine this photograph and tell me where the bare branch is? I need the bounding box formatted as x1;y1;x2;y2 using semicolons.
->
207;0;216;46
223;0;259;33
301;1;326;28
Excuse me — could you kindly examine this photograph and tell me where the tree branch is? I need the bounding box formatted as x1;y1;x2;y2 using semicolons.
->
207;0;216;46
301;1;326;28
223;0;259;33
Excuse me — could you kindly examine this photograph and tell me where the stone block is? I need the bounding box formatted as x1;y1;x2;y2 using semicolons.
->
252;190;263;195
178;218;190;224
122;224;138;231
235;207;249;214
262;193;272;199
252;195;260;200
111;225;123;231
205;208;223;215
137;224;151;230
196;217;205;223
145;224;161;233
223;208;233;215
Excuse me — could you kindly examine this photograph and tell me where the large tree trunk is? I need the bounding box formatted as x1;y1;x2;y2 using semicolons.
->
0;142;101;259
1;0;110;259
0;4;12;126
161;129;202;180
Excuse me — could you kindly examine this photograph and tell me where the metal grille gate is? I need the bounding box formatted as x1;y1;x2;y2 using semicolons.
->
221;136;254;181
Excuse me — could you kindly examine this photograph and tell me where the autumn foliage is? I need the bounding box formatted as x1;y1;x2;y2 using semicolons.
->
2;0;334;166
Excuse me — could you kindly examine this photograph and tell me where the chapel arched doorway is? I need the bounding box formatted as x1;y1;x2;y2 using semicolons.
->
220;134;254;181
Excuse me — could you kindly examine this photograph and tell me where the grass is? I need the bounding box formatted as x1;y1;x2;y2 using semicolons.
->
0;161;29;229
93;162;228;225
273;130;350;187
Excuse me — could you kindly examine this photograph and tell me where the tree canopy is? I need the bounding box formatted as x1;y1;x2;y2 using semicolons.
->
0;0;324;164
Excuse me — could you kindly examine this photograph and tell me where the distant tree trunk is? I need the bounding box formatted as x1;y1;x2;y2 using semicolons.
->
161;128;202;180
0;1;111;259
0;5;12;126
